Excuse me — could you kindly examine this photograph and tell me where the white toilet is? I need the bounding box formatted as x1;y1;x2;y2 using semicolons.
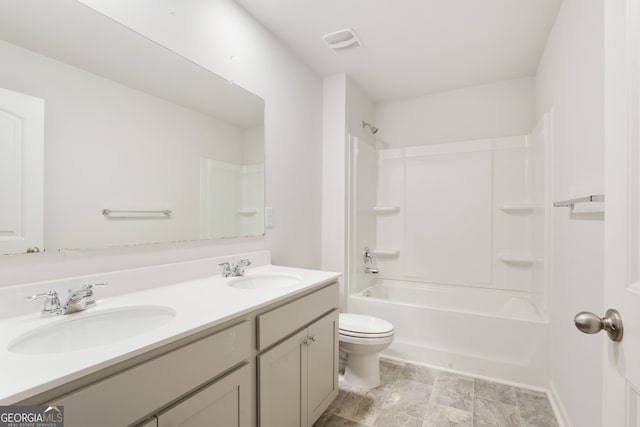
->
339;313;394;389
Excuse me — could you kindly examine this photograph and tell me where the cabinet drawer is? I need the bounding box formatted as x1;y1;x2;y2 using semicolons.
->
257;282;338;350
52;321;250;427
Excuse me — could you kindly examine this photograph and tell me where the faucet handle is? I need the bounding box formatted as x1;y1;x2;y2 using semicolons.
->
218;262;232;277
25;290;59;302
25;290;62;317
82;282;108;290
233;259;251;276
82;283;108;306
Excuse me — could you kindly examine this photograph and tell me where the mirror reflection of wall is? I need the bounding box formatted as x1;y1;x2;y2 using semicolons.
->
200;127;265;239
0;0;265;255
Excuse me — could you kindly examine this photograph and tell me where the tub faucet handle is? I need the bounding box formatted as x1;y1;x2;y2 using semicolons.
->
364;267;379;275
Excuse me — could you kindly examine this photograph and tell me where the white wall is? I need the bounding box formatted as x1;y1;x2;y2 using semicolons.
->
321;74;347;277
375;77;535;148
535;0;605;425
0;0;323;286
346;78;376;295
321;74;374;307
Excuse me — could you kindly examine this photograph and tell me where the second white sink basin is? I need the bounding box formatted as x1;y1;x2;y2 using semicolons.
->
228;273;301;290
8;306;176;355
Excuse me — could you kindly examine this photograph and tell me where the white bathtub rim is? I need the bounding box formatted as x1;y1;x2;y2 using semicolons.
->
367;278;547;306
350;293;549;324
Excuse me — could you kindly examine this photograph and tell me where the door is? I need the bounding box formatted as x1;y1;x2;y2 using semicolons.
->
158;364;251;427
0;87;44;254
306;310;339;426
258;329;307;427
604;0;640;425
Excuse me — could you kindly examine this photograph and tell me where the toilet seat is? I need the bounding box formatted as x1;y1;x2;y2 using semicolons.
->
339;313;394;337
339;332;394;346
339;329;394;339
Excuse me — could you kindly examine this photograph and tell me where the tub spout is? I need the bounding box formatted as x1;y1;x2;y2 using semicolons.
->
364;267;379;275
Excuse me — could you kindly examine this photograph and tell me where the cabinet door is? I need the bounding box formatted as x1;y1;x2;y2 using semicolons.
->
158;364;251;427
306;310;339;426
258;329;308;427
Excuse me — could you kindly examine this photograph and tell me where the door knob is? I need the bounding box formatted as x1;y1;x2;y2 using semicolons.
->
574;309;623;342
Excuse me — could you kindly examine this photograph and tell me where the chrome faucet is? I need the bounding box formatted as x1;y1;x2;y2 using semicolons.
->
25;283;107;317
364;267;379;275
219;259;252;278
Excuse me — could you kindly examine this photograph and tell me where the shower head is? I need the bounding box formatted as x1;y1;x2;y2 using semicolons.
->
362;121;379;135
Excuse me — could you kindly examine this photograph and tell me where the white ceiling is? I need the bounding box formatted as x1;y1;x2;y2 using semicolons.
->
235;0;562;101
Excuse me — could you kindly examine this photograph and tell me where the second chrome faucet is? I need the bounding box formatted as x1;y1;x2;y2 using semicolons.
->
219;259;252;278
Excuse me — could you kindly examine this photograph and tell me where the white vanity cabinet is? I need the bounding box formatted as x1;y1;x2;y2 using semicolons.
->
257;283;339;427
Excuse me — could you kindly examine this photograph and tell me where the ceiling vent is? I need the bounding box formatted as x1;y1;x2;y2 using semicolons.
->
322;28;361;51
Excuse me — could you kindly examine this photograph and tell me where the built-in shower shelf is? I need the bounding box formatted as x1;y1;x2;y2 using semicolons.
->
237;209;257;215
373;206;400;214
372;248;400;257
499;203;542;213
498;254;543;265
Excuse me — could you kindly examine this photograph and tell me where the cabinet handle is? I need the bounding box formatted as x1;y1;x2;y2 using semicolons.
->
303;336;317;345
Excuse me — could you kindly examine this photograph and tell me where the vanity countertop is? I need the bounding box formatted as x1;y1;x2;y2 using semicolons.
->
0;264;340;404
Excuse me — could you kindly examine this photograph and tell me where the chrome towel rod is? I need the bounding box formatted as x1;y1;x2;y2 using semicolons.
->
102;209;172;216
553;194;604;208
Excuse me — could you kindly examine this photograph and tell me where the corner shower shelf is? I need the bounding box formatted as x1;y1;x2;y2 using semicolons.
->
498;254;543;265
499;203;543;213
372;248;400;257
373;206;400;214
237;209;257;215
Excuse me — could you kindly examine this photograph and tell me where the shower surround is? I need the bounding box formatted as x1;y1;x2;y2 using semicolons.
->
347;117;552;386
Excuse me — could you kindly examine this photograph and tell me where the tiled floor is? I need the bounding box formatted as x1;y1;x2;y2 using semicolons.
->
314;359;559;427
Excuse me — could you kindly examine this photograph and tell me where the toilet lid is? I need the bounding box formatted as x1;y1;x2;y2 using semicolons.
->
339;313;394;335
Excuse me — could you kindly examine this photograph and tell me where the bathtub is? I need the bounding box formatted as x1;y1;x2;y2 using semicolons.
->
348;279;550;387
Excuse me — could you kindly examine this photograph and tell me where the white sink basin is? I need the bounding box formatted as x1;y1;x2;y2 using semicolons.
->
228;273;301;290
8;306;175;355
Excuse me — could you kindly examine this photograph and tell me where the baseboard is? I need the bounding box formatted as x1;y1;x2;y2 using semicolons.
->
547;381;572;427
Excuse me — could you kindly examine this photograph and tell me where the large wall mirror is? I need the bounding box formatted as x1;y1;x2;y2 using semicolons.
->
0;0;265;255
